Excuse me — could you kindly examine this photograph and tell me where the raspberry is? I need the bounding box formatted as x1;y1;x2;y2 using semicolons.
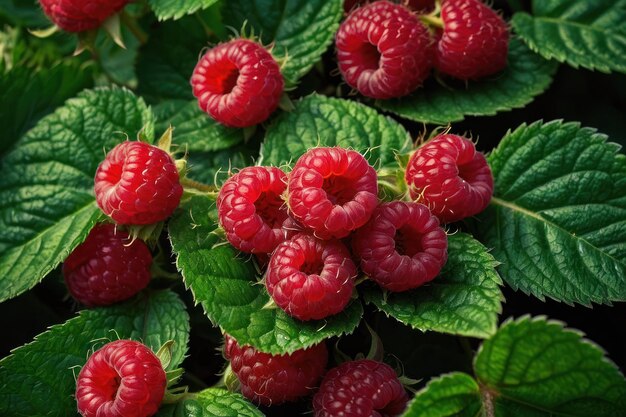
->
336;1;434;99
224;335;328;406
266;233;356;321
191;39;284;128
313;359;408;417
435;0;509;80
39;0;130;32
94;141;183;225
63;224;152;306
405;134;494;223
76;339;166;417
217;166;293;254
352;202;447;292
287;147;378;240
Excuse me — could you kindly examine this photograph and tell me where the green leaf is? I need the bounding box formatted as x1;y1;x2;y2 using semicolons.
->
512;0;626;74
154;100;245;152
148;0;219;20
364;233;503;339
186;146;256;186
0;0;49;27
137;17;207;102
169;195;363;354
0;62;94;155
375;38;558;125
0;87;154;302
261;94;412;168
403;317;626;417
222;0;342;86
475;317;626;416
475;120;626;305
0;290;190;417
401;373;481;417
158;388;264;417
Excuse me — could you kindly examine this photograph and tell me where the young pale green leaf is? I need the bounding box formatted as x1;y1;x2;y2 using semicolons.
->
375;38;558;125
148;0;218;20
158;389;264;417
0;87;154;303
475;316;626;416
168;195;363;354
0;62;93;155
0;290;190;417
137;17;207;101
364;233;503;339
475;120;626;305
512;0;626;74
401;373;481;417
154;100;245;152
222;0;342;86
261;94;412;169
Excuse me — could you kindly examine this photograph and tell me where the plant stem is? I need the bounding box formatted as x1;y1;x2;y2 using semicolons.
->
180;177;219;193
120;11;148;45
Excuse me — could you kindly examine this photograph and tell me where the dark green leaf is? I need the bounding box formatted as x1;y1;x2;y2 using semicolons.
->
0;290;190;417
222;0;342;86
476;120;626;305
0;0;49;27
148;0;219;21
0;87;154;302
364;234;503;339
512;0;626;73
169;195;363;354
261;94;412;169
375;38;558;124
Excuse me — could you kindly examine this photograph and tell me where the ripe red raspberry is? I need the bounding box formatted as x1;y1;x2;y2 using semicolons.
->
224;335;328;406
94;141;183;225
63;224;152;306
336;1;434;99
217;166;293;254
405;134;494;223
287;147;378;240
76;339;166;417
266;233;356;321
191;39;284;128
39;0;130;32
352;202;447;292
435;0;509;80
313;359;408;417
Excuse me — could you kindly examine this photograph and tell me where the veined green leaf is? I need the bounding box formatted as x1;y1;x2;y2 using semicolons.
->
148;0;219;21
157;388;264;417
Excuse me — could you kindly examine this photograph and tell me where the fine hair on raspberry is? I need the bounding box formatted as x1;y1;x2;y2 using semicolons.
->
94;140;183;226
287;147;378;240
63;223;152;307
39;0;131;32
336;0;434;99
265;233;357;321
313;359;409;417
217;166;293;254
352;201;448;292
405;133;494;223
191;38;284;128
224;334;328;406
75;339;166;417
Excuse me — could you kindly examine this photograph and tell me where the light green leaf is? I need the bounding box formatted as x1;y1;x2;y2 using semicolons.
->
148;0;219;20
154;100;245;152
364;234;503;339
222;0;342;86
158;388;264;417
476;120;626;305
375;38;558;125
168;195;363;354
403;317;626;417
261;94;412;169
475;317;626;416
512;0;626;74
401;373;481;417
0;87;154;302
0;290;190;417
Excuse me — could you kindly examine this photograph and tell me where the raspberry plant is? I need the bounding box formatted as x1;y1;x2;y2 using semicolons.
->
1;1;625;416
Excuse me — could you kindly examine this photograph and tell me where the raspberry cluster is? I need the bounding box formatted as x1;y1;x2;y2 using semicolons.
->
336;0;509;99
217;138;494;322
